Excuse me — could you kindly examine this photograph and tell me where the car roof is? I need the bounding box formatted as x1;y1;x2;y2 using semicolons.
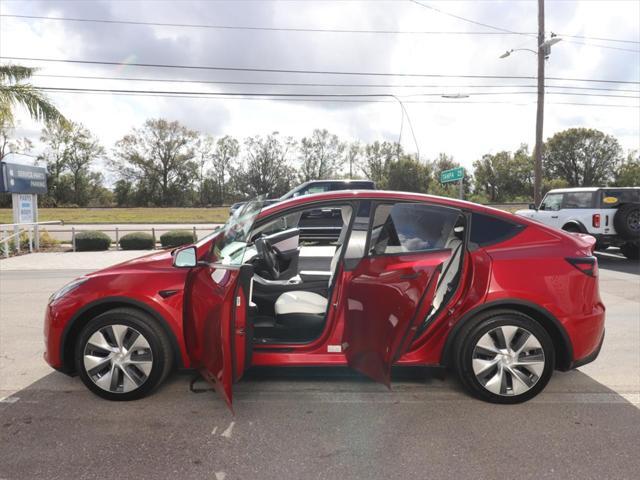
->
306;179;374;184
260;189;520;222
547;186;639;194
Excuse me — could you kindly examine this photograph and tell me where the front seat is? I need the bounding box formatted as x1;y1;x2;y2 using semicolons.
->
273;206;352;333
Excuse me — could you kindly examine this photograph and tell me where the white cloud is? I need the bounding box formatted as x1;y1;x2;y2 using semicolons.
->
1;0;638;171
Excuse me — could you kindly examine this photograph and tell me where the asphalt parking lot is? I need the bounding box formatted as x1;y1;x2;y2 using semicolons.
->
0;250;638;479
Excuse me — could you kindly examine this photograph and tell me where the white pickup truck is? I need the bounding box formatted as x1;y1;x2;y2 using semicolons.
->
516;187;640;260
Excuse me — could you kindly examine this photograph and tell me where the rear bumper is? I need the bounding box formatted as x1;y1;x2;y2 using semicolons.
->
570;329;605;369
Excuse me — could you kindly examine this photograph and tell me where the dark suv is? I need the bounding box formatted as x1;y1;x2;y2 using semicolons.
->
230;179;376;241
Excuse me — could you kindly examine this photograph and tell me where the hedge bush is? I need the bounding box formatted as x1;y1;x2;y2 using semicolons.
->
19;229;60;250
160;230;197;248
119;232;154;250
75;230;112;251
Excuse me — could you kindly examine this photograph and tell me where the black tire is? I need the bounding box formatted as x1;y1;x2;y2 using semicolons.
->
453;309;555;404
620;242;640;261
75;308;173;401
613;203;640;240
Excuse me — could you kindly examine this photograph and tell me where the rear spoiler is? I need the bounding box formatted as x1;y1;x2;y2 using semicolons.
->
566;232;597;255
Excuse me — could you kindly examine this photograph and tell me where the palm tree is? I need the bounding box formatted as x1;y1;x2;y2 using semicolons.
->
0;64;65;124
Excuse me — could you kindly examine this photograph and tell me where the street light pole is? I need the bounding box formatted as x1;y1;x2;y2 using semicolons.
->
534;0;545;206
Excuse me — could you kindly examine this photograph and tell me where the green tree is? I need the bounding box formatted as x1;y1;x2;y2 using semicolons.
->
387;155;432;193
544;128;623;187
113;119;198;206
0;117;33;161
234;133;295;198
473;145;533;202
345;142;362;179
614;150;640;187
361;141;401;188
212;135;240;204
298;129;345;181
0;65;64;124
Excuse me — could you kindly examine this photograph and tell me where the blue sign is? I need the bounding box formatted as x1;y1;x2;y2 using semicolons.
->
0;161;48;194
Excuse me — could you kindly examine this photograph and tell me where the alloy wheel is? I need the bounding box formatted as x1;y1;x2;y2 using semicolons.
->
83;324;153;394
471;325;545;396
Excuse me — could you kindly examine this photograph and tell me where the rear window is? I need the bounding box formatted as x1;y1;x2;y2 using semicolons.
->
600;189;640;208
330;181;374;191
470;213;524;247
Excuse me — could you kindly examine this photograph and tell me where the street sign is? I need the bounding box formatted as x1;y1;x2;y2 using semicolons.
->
0;161;48;195
440;167;464;184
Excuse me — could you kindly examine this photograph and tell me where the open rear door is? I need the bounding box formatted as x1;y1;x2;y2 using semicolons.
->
342;203;465;386
183;198;263;408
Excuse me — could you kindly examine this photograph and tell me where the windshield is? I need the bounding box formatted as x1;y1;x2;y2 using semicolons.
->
211;196;265;265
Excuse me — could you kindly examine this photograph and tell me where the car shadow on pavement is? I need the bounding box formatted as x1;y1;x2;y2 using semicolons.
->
1;368;639;480
596;251;640;275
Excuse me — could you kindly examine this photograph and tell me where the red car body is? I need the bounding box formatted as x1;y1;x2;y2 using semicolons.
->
44;191;605;405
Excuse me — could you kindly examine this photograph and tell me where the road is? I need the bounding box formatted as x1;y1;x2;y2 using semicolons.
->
0;251;638;479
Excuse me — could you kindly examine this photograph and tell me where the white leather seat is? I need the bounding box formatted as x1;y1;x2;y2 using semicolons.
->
274;206;352;318
275;291;328;315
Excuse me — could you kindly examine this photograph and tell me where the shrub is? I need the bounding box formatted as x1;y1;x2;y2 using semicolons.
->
160;229;197;248
18;228;60;250
75;230;111;251
119;232;154;250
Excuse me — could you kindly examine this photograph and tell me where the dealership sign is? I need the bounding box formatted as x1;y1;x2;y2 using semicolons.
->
0;161;48;195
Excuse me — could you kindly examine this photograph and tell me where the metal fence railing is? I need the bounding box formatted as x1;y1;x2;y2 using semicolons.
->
0;221;63;258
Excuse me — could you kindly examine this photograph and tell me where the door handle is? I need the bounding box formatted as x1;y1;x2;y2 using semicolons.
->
551;216;558;219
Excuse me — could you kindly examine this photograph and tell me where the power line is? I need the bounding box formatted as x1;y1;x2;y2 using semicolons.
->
3;56;638;84
408;0;640;53
32;73;640;93
37;86;640;101
2;13;637;45
38;87;640;108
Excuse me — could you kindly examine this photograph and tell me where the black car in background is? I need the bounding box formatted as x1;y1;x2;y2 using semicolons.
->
230;179;376;242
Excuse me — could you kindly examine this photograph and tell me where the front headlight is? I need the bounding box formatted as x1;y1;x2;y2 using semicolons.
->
49;277;89;304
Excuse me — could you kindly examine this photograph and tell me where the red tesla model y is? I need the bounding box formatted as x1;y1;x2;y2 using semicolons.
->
44;191;605;405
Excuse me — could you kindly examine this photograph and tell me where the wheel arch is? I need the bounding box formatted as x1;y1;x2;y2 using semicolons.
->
60;296;183;374
561;220;588;233
441;299;573;371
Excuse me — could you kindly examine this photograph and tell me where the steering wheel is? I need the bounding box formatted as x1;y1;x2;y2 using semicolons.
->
254;236;280;280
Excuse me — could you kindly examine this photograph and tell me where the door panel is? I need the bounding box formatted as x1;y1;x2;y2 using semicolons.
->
184;264;253;408
341;251;447;386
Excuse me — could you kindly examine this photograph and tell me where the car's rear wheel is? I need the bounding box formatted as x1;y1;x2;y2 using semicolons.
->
75;308;173;401
454;310;555;404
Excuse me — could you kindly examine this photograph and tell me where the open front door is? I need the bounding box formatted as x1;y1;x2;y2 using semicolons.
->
342;202;465;386
183;198;263;408
184;263;253;409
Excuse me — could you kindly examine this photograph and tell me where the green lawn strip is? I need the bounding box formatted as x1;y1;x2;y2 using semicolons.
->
0;207;229;224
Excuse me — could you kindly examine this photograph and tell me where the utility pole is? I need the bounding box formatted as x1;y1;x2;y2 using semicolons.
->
534;0;545;206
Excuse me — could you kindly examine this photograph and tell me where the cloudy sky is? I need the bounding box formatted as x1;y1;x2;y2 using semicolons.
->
1;0;638;173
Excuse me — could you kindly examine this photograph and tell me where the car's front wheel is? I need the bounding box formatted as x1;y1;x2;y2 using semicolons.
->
75;308;173;401
454;310;555;404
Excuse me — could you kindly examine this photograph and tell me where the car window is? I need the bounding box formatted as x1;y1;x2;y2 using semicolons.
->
540;193;563;211
600;189;640;208
470;213;524;246
301;184;330;195
562;192;594;209
369;203;460;255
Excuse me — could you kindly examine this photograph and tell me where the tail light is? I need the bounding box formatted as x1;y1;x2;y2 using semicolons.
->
592;214;600;228
566;256;597;277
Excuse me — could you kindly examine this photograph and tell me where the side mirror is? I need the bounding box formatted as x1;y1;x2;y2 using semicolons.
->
173;246;197;268
538;204;545;211
528;203;537;210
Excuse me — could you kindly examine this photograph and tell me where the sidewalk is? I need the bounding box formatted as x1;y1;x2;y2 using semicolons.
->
0;250;150;271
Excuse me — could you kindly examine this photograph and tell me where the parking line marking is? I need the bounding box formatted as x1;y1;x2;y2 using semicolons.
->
221;421;235;438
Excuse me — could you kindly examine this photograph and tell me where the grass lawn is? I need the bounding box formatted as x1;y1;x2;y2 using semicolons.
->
0;207;230;224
